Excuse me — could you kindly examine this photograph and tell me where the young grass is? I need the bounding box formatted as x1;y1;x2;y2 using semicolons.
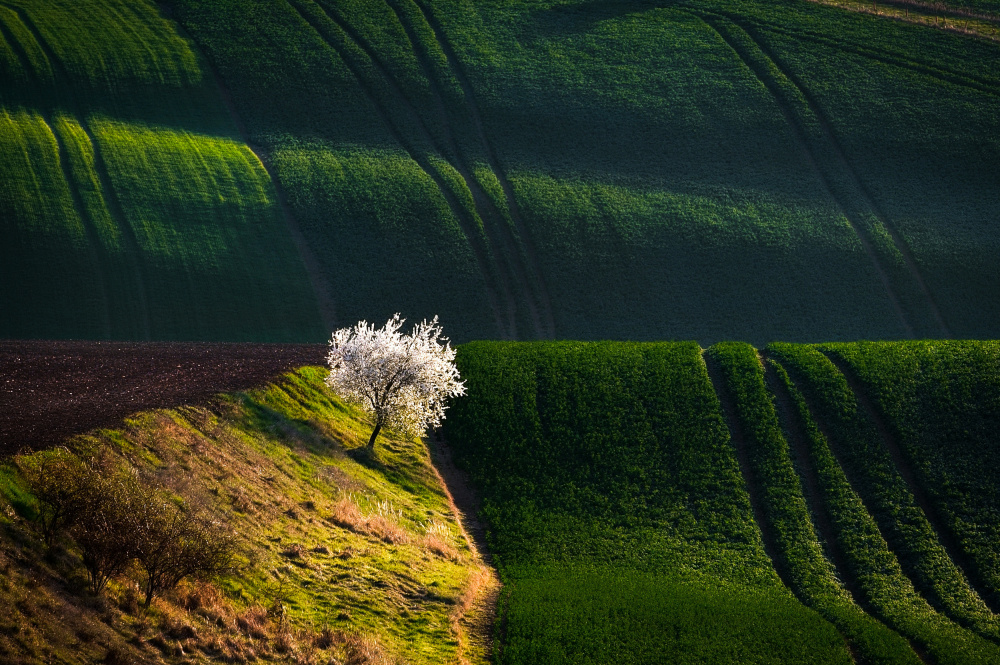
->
0;366;484;664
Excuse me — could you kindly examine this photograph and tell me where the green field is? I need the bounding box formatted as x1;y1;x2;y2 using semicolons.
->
444;341;1000;663
0;0;997;342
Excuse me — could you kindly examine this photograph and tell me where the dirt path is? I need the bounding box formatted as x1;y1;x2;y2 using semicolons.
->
424;435;499;664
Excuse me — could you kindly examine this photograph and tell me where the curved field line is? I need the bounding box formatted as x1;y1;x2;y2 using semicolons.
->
375;0;547;339
403;0;556;338
746;17;1000;98
45;115;112;337
726;17;951;338
308;0;543;338
191;40;338;332
821;348;1000;617
79;119;153;341
774;357;935;664
284;0;512;339
764;356;870;609
0;2;152;339
702;352;804;599
693;12;915;338
384;0;552;339
163;11;338;332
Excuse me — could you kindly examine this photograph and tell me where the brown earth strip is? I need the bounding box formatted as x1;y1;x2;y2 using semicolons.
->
821;349;999;615
0;340;326;456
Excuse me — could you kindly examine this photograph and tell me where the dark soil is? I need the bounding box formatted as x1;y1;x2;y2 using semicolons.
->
0;340;326;456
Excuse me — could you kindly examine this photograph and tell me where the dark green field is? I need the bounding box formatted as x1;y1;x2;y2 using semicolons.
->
1;0;998;343
444;340;1000;664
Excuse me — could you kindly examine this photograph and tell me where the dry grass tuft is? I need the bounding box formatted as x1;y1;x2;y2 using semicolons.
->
235;605;269;640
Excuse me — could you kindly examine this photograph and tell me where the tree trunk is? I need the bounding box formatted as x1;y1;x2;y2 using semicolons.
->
367;422;382;449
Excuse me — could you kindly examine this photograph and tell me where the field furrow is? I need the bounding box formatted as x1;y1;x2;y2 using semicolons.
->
698;11;951;339
309;0;546;339
770;343;1000;660
712;342;924;664
283;0;511;338
405;0;557;338
732;19;952;339
745;16;1000;96
821;348;1000;619
819;342;1000;612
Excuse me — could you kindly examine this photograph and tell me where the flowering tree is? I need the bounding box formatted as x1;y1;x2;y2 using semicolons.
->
326;314;465;450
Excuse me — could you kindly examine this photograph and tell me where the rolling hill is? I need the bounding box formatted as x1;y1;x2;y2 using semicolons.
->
1;0;998;343
443;340;1000;664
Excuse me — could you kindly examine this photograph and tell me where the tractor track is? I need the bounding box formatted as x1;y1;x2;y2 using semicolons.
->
821;349;1000;617
375;0;548;339
731;15;951;338
0;2;153;339
406;0;556;338
696;10;950;338
44;115;113;338
285;0;512;338
778;361;937;664
703;353;804;600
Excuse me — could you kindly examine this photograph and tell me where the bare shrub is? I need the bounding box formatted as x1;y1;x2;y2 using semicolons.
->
17;447;88;545
132;497;238;608
72;463;145;595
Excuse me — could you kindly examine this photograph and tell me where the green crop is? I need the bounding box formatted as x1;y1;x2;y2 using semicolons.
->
768;343;1000;663
821;341;1000;613
708;342;921;664
444;341;856;663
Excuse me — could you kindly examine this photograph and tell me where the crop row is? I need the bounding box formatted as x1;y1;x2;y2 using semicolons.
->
447;341;1000;662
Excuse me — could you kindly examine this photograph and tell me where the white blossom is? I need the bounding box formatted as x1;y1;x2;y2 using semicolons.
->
325;314;465;448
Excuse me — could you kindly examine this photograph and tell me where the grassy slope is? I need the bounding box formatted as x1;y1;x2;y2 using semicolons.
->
0;0;324;342
445;340;1000;663
0;367;490;665
444;341;853;665
171;0;998;344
